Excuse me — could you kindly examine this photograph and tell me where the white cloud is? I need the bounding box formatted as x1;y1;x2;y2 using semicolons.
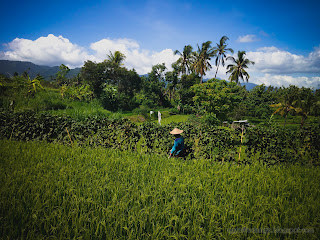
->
90;38;178;74
0;34;179;74
247;46;320;74
1;34;91;68
251;74;320;89
203;48;320;89
237;34;259;43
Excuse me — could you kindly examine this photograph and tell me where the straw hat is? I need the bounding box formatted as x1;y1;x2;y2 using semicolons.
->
170;128;183;135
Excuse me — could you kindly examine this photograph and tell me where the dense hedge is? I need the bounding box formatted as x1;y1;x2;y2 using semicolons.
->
0;111;319;165
246;125;320;165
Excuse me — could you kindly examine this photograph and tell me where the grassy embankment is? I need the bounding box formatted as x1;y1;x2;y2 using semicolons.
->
0;140;319;239
1;86;191;124
1;86;318;126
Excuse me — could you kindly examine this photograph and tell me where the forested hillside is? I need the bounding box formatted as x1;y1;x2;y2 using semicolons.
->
0;60;80;80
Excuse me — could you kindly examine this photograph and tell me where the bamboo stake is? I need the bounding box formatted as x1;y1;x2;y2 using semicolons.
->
238;125;244;163
65;127;73;146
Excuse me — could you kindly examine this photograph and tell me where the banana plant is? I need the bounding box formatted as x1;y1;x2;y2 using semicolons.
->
26;75;44;96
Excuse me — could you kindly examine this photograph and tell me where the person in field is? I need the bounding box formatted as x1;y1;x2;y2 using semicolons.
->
169;128;185;158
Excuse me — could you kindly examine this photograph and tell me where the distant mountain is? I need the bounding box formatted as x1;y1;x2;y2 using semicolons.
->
0;60;81;80
240;81;258;90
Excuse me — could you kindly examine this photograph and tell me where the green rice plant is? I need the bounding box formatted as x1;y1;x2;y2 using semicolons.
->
0;140;319;239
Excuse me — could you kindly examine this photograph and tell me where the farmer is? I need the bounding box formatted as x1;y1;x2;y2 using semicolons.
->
169;128;185;158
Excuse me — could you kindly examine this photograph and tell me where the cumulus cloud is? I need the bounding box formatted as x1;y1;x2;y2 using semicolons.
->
0;34;179;74
247;46;320;74
90;38;178;74
237;34;259;43
1;34;91;68
251;74;320;89
204;48;320;89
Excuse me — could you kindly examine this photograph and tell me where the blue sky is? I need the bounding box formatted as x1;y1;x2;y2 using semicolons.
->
1;0;320;88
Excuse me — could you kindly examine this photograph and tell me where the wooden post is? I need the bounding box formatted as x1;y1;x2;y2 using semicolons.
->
238;125;244;163
65;127;73;146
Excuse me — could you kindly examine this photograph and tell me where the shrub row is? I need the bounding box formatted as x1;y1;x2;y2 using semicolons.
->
245;125;320;165
0;111;319;165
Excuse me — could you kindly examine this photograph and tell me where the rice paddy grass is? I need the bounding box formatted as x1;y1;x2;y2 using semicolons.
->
0;140;319;239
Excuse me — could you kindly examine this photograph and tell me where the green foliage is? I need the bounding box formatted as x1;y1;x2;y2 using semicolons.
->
61;83;93;101
140;64;170;107
0;111;319;165
192;41;215;83
270;85;319;127
244;84;277;118
246;125;320;165
164;70;179;102
80;60;109;97
192;79;244;119
295;87;318;127
212;36;234;78
55;64;70;86
177;73;200;108
173;45;194;75
201;112;220;126
1;140;319;239
106;50;126;68
80;59;141;110
100;84;118;110
8;74;45;97
226;51;255;84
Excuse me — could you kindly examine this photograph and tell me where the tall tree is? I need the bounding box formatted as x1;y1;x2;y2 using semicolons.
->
270;85;300;127
81;60;108;97
174;45;194;75
56;64;70;86
212;36;234;78
141;63;169;107
105;51;127;87
165;68;179;102
226;51;255;84
296;87;317;128
106;50;126;68
192;41;215;84
191;79;244;119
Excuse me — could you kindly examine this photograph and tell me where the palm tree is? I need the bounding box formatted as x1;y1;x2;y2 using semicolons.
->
226;51;255;84
270;86;299;127
270;102;296;127
174;45;194;75
192;41;215;84
106;50;126;68
105;50;126;87
212;36;234;78
295;87;317;128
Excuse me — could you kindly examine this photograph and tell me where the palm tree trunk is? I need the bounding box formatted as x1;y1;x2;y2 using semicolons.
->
200;75;203;84
214;59;220;79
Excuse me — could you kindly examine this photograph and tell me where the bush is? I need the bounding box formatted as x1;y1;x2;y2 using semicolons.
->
0;110;318;165
43;99;67;110
201;112;220;126
132;106;150;120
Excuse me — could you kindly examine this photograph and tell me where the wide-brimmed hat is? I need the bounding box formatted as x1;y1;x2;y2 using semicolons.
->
170;128;183;135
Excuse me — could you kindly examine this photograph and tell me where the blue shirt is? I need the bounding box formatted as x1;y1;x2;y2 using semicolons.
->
171;136;184;155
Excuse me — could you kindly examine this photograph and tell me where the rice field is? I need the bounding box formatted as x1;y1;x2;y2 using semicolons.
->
0;140;319;239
